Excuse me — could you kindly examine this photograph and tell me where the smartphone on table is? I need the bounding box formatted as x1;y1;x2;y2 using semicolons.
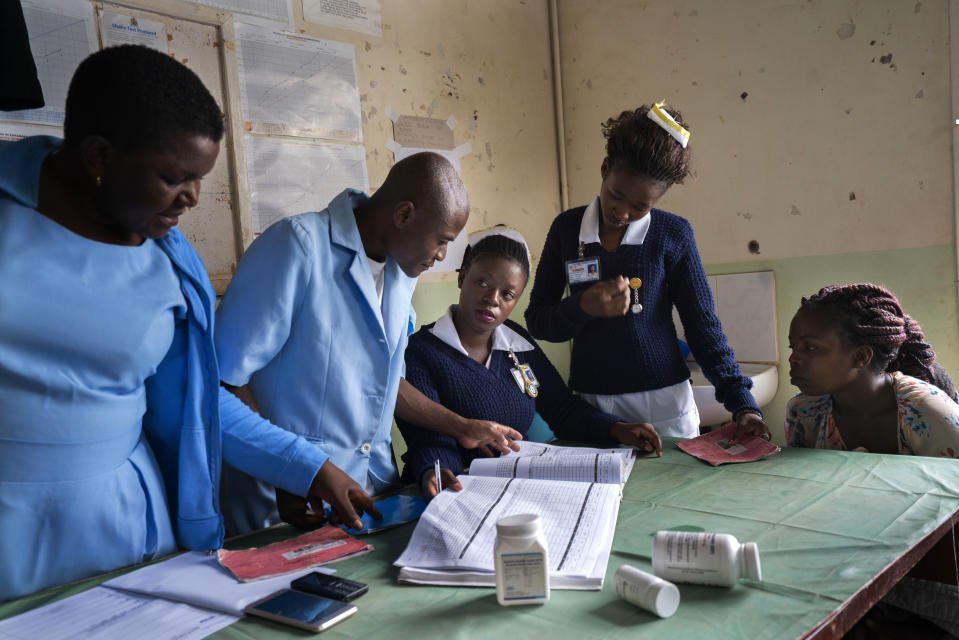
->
244;589;357;632
291;571;369;602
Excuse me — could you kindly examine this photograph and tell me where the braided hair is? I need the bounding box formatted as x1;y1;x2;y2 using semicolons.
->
459;229;530;283
799;283;944;386
602;105;692;186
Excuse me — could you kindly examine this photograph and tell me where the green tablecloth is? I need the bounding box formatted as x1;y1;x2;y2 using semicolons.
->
3;440;958;639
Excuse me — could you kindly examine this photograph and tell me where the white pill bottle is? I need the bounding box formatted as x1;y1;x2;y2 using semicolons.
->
494;513;550;605
613;565;680;618
652;531;761;588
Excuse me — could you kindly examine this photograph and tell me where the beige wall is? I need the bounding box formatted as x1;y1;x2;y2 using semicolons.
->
558;0;953;263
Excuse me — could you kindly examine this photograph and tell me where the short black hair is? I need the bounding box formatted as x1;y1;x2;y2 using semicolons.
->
63;45;224;151
460;229;530;283
602;105;692;186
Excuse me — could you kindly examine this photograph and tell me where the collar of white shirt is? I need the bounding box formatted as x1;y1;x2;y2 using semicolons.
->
578;195;651;246
429;305;535;367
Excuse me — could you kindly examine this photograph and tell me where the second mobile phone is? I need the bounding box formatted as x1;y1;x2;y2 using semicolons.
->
291;572;369;602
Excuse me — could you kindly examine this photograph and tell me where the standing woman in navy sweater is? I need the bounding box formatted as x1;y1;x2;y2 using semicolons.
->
525;104;770;440
397;228;662;499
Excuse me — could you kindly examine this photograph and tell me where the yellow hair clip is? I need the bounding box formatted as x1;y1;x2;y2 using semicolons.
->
647;101;690;149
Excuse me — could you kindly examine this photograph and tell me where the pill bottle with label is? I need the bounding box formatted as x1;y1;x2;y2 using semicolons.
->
613;565;679;618
651;531;761;588
494;513;549;606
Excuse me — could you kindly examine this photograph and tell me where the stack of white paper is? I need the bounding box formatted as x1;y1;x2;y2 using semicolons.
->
103;551;332;616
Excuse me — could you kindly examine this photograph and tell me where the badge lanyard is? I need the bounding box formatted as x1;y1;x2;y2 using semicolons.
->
507;350;539;398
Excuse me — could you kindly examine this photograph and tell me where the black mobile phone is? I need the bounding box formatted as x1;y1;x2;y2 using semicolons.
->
291;571;369;602
244;589;357;632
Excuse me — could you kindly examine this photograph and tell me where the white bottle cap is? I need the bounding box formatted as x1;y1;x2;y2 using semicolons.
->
742;542;762;581
613;565;680;618
496;513;542;537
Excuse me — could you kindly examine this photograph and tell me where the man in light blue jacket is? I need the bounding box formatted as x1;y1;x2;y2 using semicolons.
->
216;152;515;533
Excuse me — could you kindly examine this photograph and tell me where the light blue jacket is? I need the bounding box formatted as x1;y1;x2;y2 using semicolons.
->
215;190;416;532
1;136;328;552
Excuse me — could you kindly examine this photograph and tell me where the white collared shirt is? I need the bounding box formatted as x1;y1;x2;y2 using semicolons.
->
579;195;652;246
367;256;386;312
429;305;534;368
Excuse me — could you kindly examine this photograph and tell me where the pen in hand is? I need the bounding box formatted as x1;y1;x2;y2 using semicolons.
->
435;459;442;493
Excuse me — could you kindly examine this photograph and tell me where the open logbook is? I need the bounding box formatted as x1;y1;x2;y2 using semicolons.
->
395;442;637;589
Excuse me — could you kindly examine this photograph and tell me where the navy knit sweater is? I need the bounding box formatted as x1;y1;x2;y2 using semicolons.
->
524;205;757;415
397;319;621;485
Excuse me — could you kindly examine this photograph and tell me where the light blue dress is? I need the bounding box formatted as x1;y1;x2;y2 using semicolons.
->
0;203;183;599
215;189;416;534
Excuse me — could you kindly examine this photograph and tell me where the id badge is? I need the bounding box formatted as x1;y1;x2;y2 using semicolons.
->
566;257;601;285
517;364;539;398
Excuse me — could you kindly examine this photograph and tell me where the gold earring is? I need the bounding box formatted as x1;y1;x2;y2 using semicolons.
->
95;176;103;187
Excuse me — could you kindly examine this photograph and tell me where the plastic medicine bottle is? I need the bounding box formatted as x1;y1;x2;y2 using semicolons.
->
613;565;680;618
494;513;550;605
652;531;761;588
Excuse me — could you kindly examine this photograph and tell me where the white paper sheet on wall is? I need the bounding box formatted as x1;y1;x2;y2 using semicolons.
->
186;0;294;29
302;0;382;38
100;12;168;53
246;135;368;235
235;24;362;141
2;0;98;127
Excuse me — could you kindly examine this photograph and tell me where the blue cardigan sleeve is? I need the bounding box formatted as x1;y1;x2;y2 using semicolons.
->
666;221;758;416
396;344;465;485
525;213;593;342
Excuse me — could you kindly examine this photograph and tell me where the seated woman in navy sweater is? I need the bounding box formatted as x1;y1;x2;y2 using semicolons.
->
397;227;662;499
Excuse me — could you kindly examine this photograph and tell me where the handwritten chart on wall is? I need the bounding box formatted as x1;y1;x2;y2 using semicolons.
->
245;136;368;235
4;0;97;127
235;24;362;141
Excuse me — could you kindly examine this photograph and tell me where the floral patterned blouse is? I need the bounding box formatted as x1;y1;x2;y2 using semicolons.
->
785;372;959;458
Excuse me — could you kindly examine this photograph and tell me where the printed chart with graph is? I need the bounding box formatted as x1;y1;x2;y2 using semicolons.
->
245;136;368;235
5;0;98;127
236;24;362;141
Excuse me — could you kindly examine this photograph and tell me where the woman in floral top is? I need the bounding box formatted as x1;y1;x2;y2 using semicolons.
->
785;283;959;458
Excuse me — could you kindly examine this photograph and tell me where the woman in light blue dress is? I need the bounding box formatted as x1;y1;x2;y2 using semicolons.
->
0;45;377;601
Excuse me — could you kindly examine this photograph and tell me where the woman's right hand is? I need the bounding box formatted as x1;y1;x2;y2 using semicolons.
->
456;419;523;456
580;276;630;317
421;467;463;501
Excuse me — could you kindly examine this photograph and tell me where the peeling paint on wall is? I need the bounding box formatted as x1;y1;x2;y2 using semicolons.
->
836;22;856;39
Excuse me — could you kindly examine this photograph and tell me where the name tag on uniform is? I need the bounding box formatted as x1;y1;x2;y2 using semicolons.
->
566;257;601;285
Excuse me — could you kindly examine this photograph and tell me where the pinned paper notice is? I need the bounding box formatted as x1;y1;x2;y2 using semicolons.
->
393;115;456;150
100;12;167;53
